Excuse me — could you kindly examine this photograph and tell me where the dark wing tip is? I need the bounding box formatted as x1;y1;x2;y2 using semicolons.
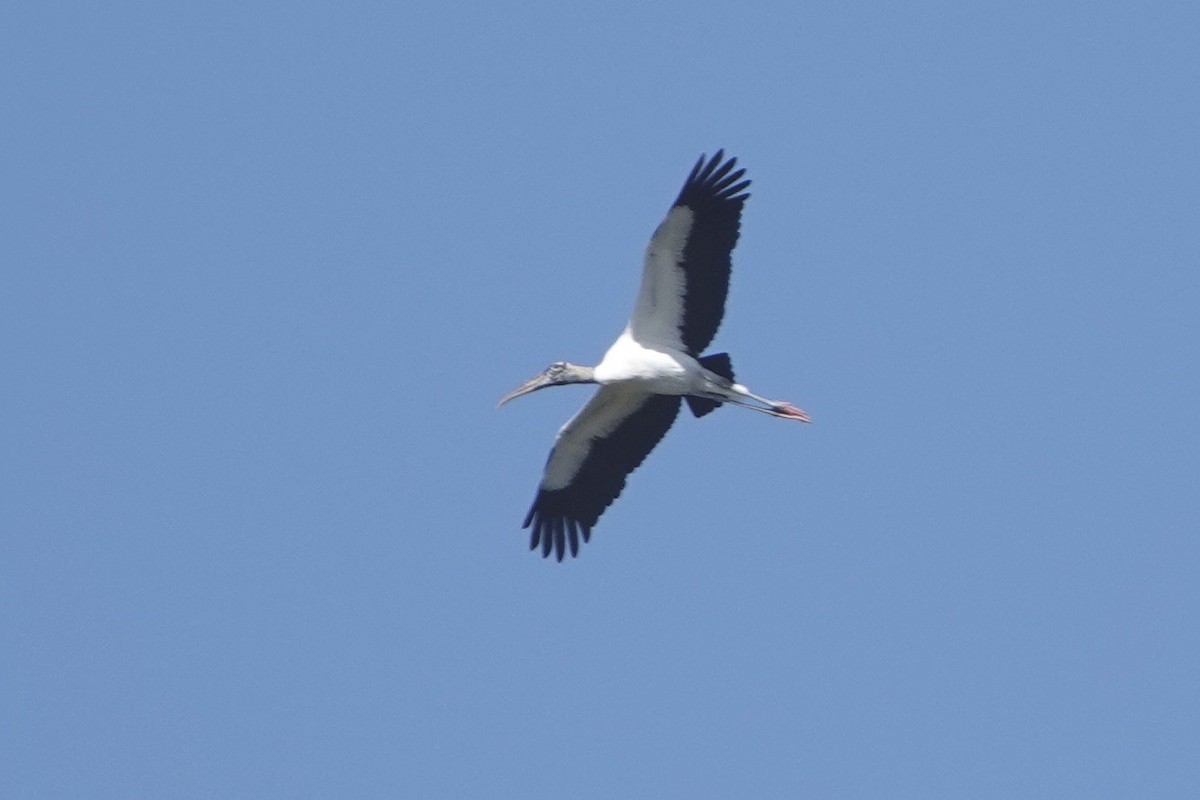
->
523;504;592;561
671;153;751;354
675;150;752;209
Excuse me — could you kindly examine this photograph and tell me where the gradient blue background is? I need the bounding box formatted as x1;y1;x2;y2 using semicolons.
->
4;3;1198;797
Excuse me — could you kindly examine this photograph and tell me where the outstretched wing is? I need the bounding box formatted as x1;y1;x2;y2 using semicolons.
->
627;150;751;355
524;384;681;560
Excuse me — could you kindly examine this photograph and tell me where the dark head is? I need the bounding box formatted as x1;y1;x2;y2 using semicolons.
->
498;361;596;407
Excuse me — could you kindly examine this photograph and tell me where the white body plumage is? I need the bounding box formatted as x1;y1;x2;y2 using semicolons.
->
499;151;810;561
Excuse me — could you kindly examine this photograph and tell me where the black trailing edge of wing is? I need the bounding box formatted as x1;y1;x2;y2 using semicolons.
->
672;150;751;356
522;395;682;561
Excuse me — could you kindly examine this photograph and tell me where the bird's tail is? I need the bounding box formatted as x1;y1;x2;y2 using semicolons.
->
686;352;736;418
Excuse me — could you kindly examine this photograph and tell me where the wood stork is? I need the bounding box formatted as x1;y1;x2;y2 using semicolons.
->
500;150;810;560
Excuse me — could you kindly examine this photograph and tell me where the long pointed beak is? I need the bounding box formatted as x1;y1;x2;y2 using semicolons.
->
497;371;554;408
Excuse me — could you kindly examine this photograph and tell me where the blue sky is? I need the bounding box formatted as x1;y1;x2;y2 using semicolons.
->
4;2;1198;797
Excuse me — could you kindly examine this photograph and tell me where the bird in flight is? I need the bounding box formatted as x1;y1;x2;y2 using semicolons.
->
500;150;810;560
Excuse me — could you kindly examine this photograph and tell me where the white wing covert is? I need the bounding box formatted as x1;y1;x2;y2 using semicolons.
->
627;150;750;355
523;384;681;560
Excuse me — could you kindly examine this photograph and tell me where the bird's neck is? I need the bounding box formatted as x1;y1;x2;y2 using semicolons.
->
563;364;597;384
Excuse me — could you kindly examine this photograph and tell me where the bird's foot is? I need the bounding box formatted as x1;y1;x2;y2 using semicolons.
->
771;402;812;422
